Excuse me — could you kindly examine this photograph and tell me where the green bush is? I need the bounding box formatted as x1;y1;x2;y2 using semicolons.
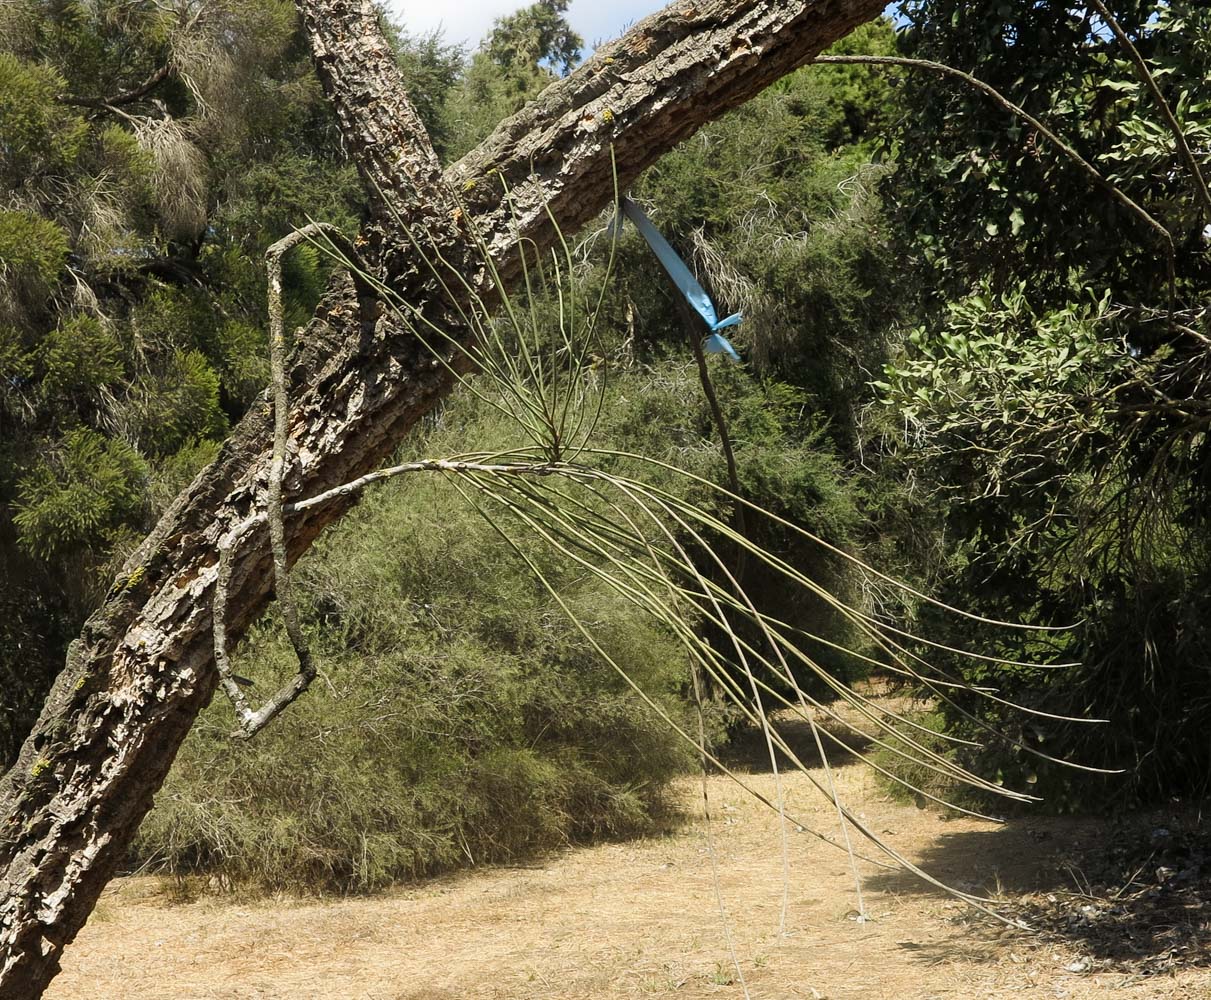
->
0;210;70;316
0;324;33;400
0;55;86;182
136;397;699;892
13;428;148;560
867;706;970;811
597;363;872;705
912;569;1211;813
37;315;123;401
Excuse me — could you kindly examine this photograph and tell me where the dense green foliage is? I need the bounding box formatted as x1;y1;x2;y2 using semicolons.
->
0;0;368;762
873;1;1211;807
620;22;901;447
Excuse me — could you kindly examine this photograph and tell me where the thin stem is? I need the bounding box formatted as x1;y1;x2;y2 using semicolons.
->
213;223;370;739
677;284;749;584
61;64;171;110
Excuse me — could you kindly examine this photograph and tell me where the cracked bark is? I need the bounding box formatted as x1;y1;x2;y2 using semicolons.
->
0;0;883;994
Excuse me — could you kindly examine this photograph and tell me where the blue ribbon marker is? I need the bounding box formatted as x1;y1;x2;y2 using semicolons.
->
618;198;742;362
703;332;741;361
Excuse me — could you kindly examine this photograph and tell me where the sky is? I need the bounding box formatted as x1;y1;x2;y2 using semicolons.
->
387;0;663;51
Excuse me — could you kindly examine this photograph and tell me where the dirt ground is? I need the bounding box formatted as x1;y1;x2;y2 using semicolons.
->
48;723;1211;1000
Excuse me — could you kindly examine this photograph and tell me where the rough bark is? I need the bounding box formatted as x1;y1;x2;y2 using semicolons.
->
0;0;883;994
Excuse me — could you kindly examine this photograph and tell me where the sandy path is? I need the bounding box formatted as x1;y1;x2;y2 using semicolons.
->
48;760;1209;1000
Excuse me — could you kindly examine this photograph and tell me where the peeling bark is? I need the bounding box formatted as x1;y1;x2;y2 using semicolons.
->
0;0;883;994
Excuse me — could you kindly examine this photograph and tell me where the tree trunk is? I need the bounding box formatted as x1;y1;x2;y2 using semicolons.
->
0;0;883;994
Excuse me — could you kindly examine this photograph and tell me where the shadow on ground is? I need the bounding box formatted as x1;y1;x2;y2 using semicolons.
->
720;713;871;774
866;805;1211;978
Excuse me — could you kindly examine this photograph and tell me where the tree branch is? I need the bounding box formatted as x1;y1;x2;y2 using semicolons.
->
0;2;884;994
61;64;172;110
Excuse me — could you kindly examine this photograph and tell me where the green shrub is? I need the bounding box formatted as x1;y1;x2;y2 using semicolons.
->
0;324;34;402
127;349;229;456
0;561;72;768
136;399;699;893
914;569;1211;813
867;706;970;811
37;315;123;401
13;428;148;559
0;54;87;182
598;363;872;704
0;210;70;311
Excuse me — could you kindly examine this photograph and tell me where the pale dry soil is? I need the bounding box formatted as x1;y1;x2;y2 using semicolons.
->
49;745;1210;1000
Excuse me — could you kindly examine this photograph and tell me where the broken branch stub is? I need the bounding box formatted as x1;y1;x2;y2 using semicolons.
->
214;224;371;740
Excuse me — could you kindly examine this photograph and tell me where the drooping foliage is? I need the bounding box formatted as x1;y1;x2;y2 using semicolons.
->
872;1;1211;807
571;22;904;706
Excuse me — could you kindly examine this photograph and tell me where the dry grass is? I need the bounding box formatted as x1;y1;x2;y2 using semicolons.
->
48;702;1211;1000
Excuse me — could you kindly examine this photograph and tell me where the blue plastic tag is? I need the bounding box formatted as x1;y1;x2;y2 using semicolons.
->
619;198;742;361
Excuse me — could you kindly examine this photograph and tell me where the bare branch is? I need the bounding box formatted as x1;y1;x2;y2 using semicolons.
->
680;297;748;583
213;224;374;739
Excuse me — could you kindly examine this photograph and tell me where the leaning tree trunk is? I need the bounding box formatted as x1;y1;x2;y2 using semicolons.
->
0;0;883;993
